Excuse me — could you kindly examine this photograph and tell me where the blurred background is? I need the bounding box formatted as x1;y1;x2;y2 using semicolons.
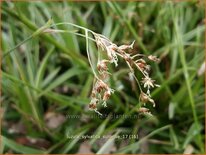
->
1;0;205;154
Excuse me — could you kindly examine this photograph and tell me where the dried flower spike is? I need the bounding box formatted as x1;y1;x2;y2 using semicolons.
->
85;30;160;114
97;60;109;73
141;76;160;95
148;55;160;62
138;107;150;113
140;92;155;107
118;40;135;50
42;22;160;116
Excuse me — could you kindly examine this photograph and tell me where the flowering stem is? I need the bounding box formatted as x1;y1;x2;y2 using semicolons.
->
44;29;96;42
125;61;143;92
85;29;100;80
51;22;95;35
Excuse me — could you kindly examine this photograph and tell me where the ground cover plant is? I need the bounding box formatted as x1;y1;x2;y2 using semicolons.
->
1;0;205;154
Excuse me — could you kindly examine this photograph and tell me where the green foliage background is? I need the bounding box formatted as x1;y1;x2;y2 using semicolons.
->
1;0;205;154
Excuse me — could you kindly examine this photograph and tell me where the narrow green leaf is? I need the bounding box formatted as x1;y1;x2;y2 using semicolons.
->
90;115;111;145
97;131;120;154
39;68;85;96
3;18;53;58
35;46;55;88
183;123;202;149
170;126;179;149
2;136;45;154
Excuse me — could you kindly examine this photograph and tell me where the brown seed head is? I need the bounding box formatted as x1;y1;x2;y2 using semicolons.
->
95;80;108;93
148;55;160;62
89;102;96;109
97;60;109;72
140;92;149;103
140;92;155;107
118;40;135;50
103;90;111;101
137;62;145;69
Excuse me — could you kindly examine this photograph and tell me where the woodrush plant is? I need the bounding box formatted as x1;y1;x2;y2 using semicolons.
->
2;2;204;153
5;20;160;116
43;22;160;115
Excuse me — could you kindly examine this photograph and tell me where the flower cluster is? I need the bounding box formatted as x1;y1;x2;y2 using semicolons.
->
43;22;159;116
88;33;160;115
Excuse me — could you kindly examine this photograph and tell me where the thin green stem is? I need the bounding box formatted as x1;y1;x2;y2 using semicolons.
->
44;29;96;42
51;22;95;35
85;30;99;80
3;19;53;58
174;17;204;153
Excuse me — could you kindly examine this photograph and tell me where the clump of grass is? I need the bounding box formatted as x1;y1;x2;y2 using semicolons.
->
1;1;205;154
